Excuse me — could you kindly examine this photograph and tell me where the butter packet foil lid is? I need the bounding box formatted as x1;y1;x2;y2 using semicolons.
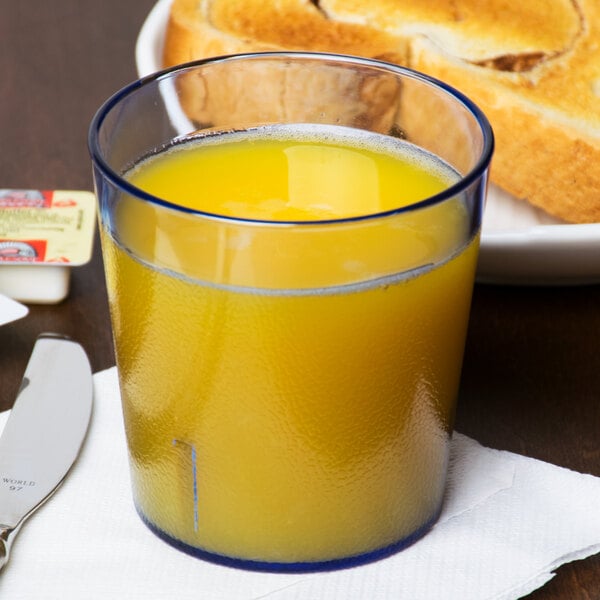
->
0;190;96;304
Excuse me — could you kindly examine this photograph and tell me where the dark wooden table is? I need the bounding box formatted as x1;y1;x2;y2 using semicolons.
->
0;1;598;597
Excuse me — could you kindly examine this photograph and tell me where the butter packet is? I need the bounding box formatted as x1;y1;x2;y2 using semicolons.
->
0;190;96;304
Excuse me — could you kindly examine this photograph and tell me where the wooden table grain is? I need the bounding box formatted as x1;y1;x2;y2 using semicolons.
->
0;1;598;597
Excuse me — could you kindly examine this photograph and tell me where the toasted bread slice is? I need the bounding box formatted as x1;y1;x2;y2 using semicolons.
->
163;0;600;223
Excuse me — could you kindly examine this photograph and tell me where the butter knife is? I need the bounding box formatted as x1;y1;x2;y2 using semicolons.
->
0;333;93;571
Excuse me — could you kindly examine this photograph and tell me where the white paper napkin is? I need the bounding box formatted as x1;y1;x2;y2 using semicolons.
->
0;293;28;326
1;366;599;599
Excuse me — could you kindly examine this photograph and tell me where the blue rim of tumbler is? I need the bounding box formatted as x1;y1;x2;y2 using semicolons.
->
88;51;494;228
136;502;443;573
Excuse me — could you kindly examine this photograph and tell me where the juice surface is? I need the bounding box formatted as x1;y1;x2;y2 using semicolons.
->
102;125;479;565
128;124;454;221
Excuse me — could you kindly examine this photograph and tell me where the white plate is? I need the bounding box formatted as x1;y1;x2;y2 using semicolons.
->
135;0;600;286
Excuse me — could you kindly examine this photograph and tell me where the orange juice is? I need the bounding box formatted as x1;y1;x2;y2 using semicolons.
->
101;124;478;566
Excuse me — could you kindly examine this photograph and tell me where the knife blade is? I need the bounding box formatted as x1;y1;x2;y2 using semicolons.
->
0;333;93;570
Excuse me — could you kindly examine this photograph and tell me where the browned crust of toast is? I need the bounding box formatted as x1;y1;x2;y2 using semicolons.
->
163;0;600;223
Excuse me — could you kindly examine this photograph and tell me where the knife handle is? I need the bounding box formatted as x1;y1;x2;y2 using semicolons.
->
0;525;16;571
